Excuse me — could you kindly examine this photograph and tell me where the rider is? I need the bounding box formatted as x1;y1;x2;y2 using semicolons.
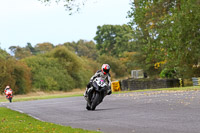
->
84;64;112;99
4;85;12;96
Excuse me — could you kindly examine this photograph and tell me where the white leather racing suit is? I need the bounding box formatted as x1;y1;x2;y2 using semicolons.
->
89;70;111;87
84;70;112;97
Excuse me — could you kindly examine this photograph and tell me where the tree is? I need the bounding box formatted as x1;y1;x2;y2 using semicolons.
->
38;0;87;15
9;42;54;59
63;40;98;59
49;46;96;88
23;55;74;91
26;43;37;55
94;24;135;57
98;54;128;78
23;46;93;91
0;57;32;94
0;48;10;59
119;51;140;73
9;46;32;60
35;42;54;54
128;0;200;78
158;0;200;78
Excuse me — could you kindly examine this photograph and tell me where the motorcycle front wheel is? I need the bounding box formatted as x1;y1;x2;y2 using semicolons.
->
86;102;91;110
8;97;12;103
90;92;100;110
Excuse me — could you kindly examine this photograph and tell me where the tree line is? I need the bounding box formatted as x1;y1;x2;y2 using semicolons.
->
0;38;129;94
0;0;199;94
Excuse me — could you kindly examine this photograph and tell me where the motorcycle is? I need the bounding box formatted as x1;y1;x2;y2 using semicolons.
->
5;89;13;103
85;77;108;110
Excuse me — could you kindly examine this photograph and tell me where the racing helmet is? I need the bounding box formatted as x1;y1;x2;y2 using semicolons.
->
101;64;110;75
6;85;10;89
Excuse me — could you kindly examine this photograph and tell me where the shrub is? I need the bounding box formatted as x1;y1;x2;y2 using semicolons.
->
0;58;32;94
24;46;94;91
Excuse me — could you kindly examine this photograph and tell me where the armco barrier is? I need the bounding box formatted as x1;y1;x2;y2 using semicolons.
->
120;78;180;91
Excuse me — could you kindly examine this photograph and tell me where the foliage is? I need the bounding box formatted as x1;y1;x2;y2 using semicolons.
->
158;0;200;78
12;61;32;94
0;57;32;94
63;40;98;60
97;55;128;78
9;42;54;59
94;24;135;58
0;49;10;59
24;56;73;91
26;42;38;55
35;42;54;54
23;46;93;91
81;57;101;74
9;46;32;59
38;0;87;15
0;107;98;133
50;46;93;88
160;68;176;78
128;0;200;78
119;52;140;73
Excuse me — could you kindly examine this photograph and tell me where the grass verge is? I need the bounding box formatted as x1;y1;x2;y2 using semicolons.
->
0;107;99;133
0;90;84;103
113;86;200;94
0;94;83;103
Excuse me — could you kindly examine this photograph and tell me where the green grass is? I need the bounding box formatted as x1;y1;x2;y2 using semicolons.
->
0;107;99;133
0;94;83;102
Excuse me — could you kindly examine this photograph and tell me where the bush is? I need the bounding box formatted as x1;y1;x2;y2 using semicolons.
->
160;68;176;79
24;46;94;91
49;46;92;88
0;58;32;94
24;55;74;91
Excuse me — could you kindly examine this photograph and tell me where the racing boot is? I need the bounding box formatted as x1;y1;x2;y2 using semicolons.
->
84;87;93;101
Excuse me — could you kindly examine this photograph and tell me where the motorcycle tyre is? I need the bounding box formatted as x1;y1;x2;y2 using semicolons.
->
86;102;91;110
90;93;100;110
8;98;12;103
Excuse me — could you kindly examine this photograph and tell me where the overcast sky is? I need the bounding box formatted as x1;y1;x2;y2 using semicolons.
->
0;0;131;51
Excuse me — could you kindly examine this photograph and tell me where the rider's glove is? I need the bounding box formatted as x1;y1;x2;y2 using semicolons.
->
87;81;92;88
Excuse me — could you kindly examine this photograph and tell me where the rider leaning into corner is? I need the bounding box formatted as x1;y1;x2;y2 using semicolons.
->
84;64;112;99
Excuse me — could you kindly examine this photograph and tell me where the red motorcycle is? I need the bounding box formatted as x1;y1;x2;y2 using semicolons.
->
5;89;13;103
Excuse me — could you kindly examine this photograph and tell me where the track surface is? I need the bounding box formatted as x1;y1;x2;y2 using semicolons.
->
2;90;200;133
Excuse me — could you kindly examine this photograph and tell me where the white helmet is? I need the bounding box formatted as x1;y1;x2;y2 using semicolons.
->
5;85;10;89
101;64;110;75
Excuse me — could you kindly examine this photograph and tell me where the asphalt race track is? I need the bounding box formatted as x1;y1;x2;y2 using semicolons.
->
1;90;200;133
